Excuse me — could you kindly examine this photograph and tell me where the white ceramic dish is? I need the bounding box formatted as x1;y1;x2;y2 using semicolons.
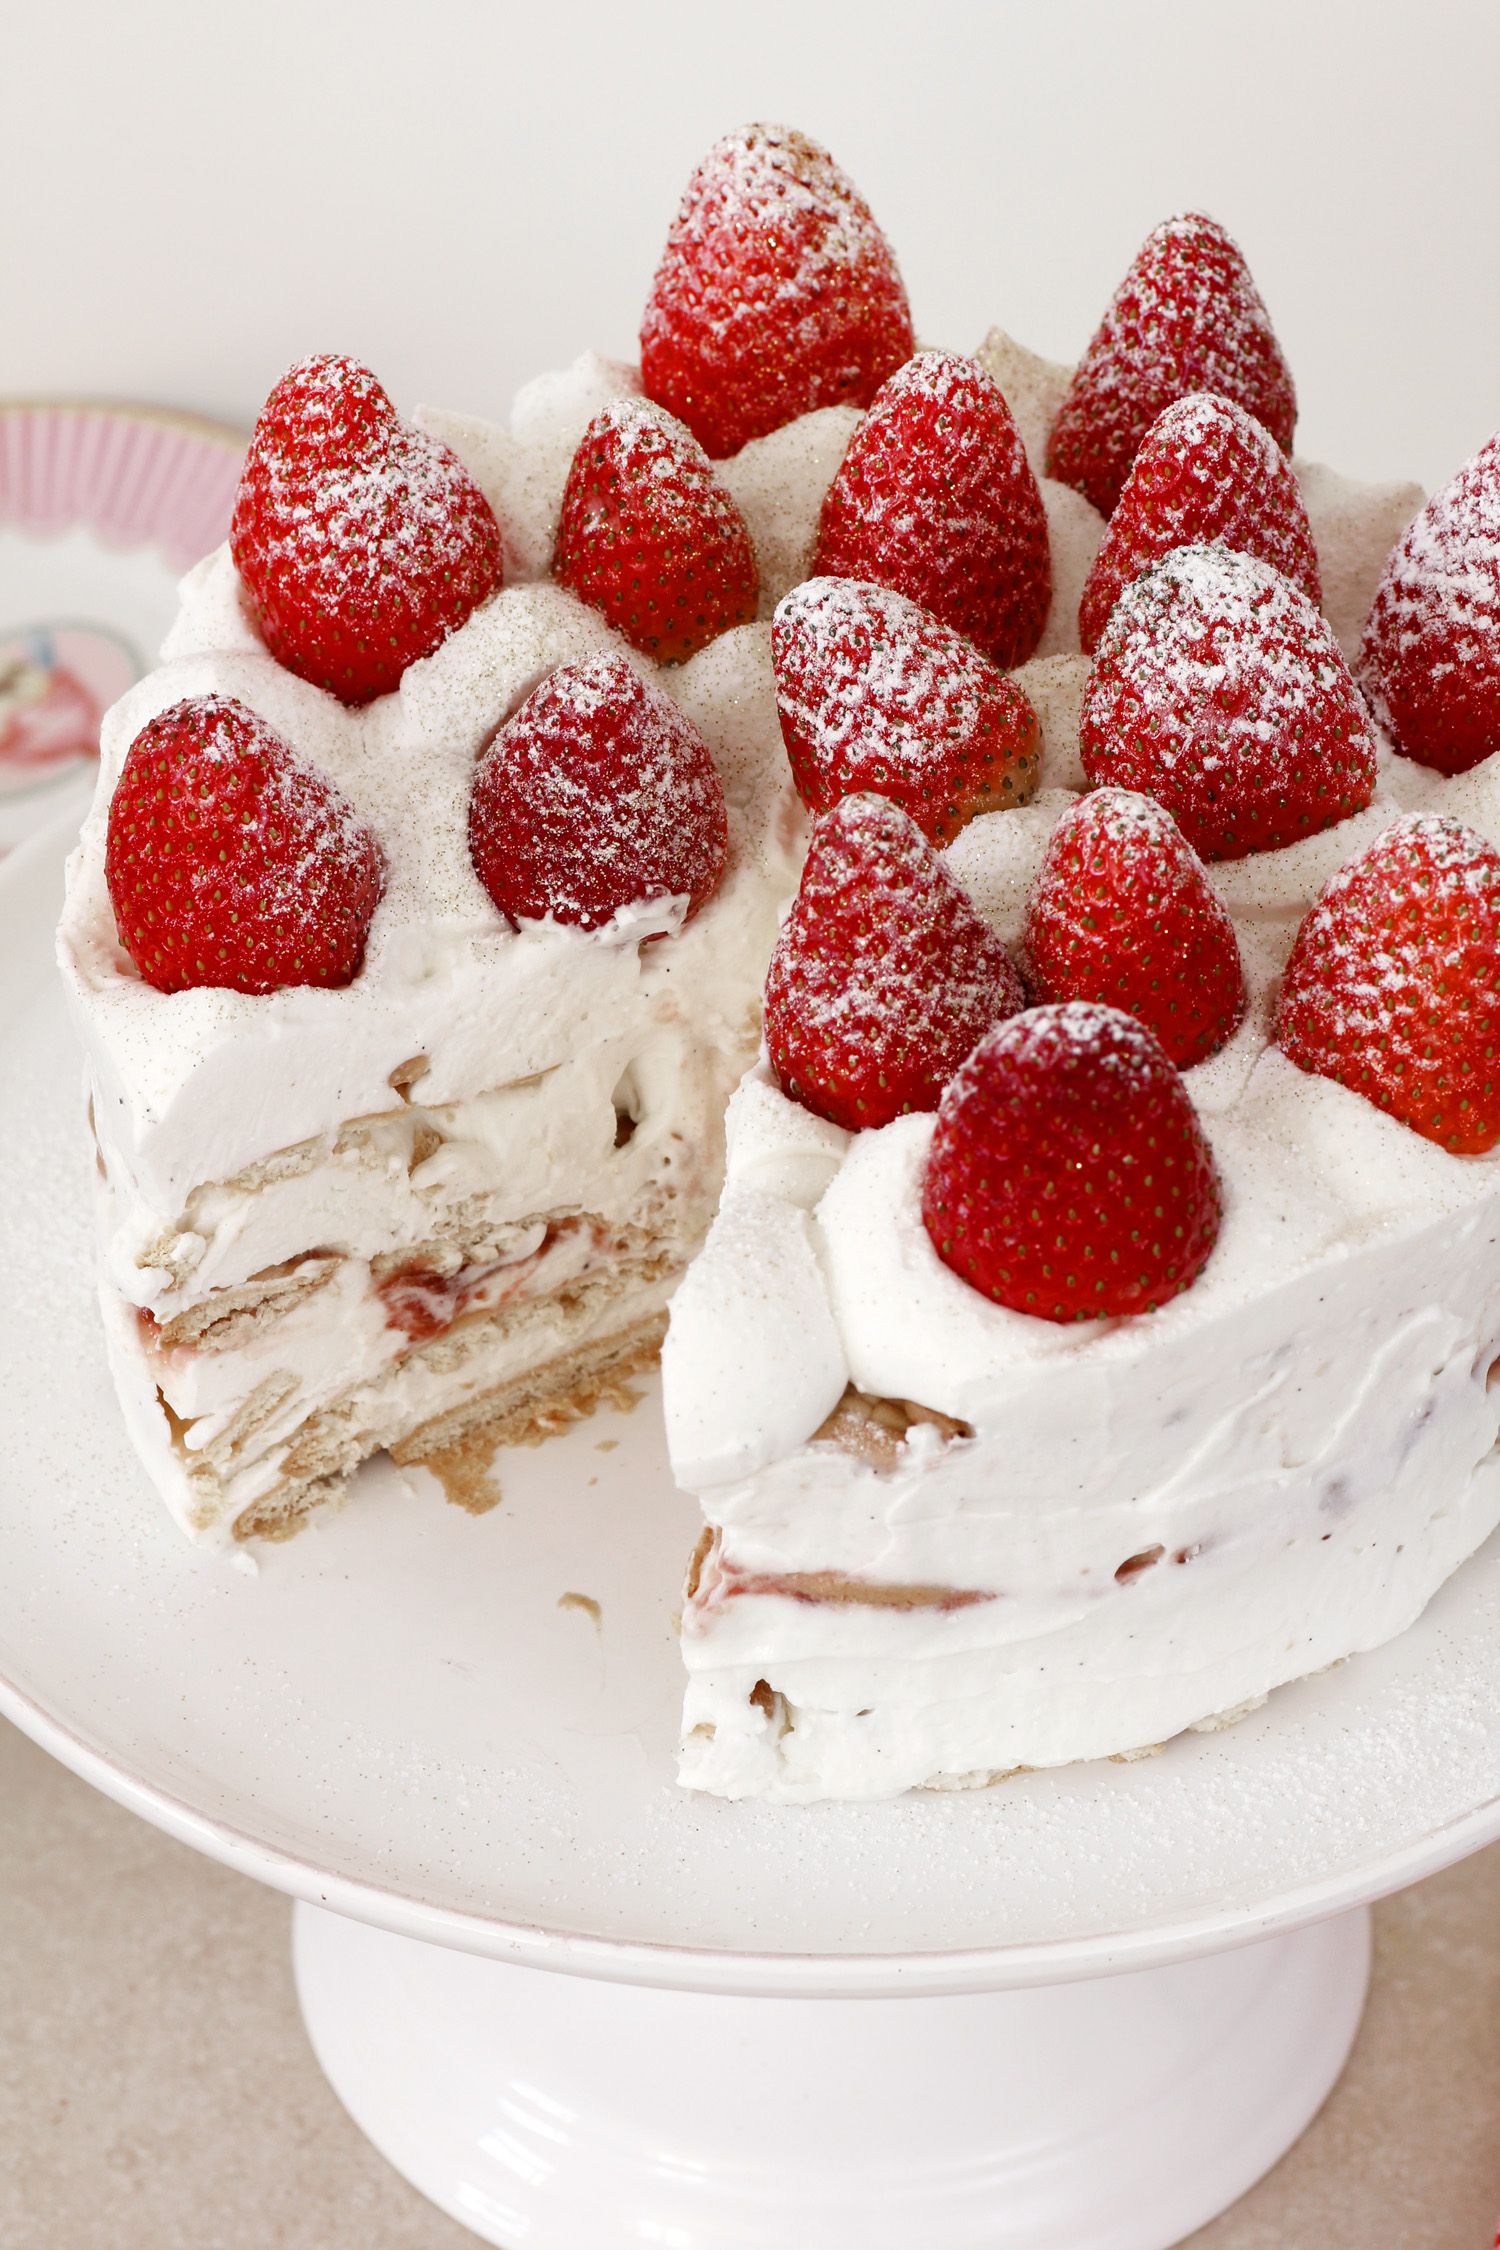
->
1;807;1498;1997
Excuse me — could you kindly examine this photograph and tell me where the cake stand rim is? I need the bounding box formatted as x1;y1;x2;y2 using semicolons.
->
13;806;1500;1999
5;1532;1499;1999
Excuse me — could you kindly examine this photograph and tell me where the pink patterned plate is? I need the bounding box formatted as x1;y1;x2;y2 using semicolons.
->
0;401;243;846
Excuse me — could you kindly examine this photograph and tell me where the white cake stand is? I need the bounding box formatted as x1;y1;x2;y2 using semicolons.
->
6;815;1500;2249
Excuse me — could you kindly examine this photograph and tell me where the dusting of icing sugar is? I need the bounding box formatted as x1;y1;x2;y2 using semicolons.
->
922;997;1222;1324
103;693;383;996
1078;389;1321;652
236;357;499;577
1056;780;1169;841
231;354;504;704
639;123;913;460
567;396;742;515
1359;429;1500;776
1046;214;1296;518
416;356;644;584
1081;542;1378;860
1025;787;1247;1069
771;576;1039;839
551;395;759;663
1153;389;1241;450
966;995;1175;1094
427;375;859;624
1276;810;1500;1151
467;651;728;933
775;579;998;765
813;349;1052;671
659;125;893;315
764;793;1024;1131
1397;807;1500;881
1028;784;1201;917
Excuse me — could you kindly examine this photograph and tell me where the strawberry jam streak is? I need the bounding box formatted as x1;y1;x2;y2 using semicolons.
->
375;1219;601;1345
376;1265;486;1343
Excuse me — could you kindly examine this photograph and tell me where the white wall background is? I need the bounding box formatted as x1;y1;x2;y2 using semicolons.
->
4;0;1497;493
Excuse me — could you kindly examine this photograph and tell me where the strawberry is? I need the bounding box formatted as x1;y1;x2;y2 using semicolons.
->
231;354;504;706
104;695;383;994
1077;391;1321;653
764;793;1023;1132
1025;789;1245;1067
1275;813;1500;1152
922;1001;1221;1322
1079;544;1377;860
1046;214;1297;518
552;399;759;663
1358;430;1500;776
639;123;913;460
812;352;1052;669
771;577;1040;843
468;654;727;933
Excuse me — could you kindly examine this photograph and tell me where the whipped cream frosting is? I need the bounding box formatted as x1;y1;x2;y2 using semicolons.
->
661;413;1500;1799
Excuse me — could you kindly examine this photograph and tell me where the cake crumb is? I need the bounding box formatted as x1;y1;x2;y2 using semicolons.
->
422;1437;503;1516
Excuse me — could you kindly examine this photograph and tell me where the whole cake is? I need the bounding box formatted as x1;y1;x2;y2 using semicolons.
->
58;127;1500;1809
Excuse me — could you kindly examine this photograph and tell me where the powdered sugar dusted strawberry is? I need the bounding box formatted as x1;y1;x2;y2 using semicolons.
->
771;577;1040;843
922;1001;1221;1321
552;398;759;663
1078;391;1321;653
1025;788;1245;1067
640;123;914;460
1080;544;1377;860
811;352;1052;669
105;695;383;994
468;654;727;933
764;793;1024;1132
1358;430;1500;776
1047;215;1297;519
1276;813;1500;1152
231;355;504;706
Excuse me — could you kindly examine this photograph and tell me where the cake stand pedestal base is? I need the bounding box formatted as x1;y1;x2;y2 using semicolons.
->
293;1899;1371;2250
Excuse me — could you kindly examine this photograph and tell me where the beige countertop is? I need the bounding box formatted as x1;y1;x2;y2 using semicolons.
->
1;1714;1496;2248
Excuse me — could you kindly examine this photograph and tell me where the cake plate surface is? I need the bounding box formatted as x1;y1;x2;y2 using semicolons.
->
4;811;1498;2248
